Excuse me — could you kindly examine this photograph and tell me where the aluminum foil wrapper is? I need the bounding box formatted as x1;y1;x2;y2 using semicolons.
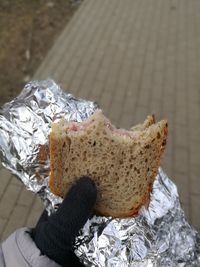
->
75;168;200;266
0;80;199;266
0;80;97;211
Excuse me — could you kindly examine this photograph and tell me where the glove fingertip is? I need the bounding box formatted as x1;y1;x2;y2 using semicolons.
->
75;176;97;198
60;176;97;214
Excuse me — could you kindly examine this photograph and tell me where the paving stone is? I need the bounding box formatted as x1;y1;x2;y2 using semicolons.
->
190;164;200;195
173;146;189;175
172;171;189;209
175;124;188;148
0;217;7;240
121;96;137;115
66;77;82;96
60;69;75;86
98;92;113;115
191;194;200;230
10;175;23;187
161;157;173;180
0;184;22;219
189;138;200;166
120;112;136;129
175;104;187;127
1;205;30;241
17;187;35;207
149;97;162;119
108;103;122;127
88;81;104;101
25;196;43;228
0;167;12;199
135;105;149;124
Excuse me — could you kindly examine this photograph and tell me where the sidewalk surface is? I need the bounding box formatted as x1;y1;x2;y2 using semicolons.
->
0;0;200;240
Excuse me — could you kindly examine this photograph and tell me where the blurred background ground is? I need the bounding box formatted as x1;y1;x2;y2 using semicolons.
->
0;0;200;241
0;0;80;105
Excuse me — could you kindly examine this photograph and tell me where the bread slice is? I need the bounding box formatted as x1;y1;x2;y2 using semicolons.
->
49;110;168;218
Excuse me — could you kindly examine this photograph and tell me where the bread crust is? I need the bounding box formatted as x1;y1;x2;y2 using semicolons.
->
49;113;168;218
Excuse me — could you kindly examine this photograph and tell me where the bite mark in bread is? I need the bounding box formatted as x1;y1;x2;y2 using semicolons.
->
49;110;168;218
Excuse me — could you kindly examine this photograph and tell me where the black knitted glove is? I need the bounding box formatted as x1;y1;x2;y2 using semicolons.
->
31;176;97;267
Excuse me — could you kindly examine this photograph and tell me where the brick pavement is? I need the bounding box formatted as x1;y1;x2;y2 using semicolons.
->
1;0;200;240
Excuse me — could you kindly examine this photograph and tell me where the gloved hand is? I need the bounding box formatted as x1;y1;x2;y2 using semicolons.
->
31;176;97;267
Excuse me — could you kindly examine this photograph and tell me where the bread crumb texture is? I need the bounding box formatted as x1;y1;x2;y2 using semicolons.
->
49;110;168;218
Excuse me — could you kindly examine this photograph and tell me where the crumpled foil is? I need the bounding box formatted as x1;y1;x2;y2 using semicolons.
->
75;168;200;266
0;80;97;211
0;80;199;266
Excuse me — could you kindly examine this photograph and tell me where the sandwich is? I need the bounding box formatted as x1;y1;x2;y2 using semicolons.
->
49;110;168;218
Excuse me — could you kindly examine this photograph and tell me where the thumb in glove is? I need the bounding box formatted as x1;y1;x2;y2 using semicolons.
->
31;176;97;267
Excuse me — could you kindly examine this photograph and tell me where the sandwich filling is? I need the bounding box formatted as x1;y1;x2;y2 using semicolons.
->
62;110;141;139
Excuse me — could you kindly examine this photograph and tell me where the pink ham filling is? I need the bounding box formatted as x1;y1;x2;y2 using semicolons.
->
66;117;95;132
66;110;140;139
